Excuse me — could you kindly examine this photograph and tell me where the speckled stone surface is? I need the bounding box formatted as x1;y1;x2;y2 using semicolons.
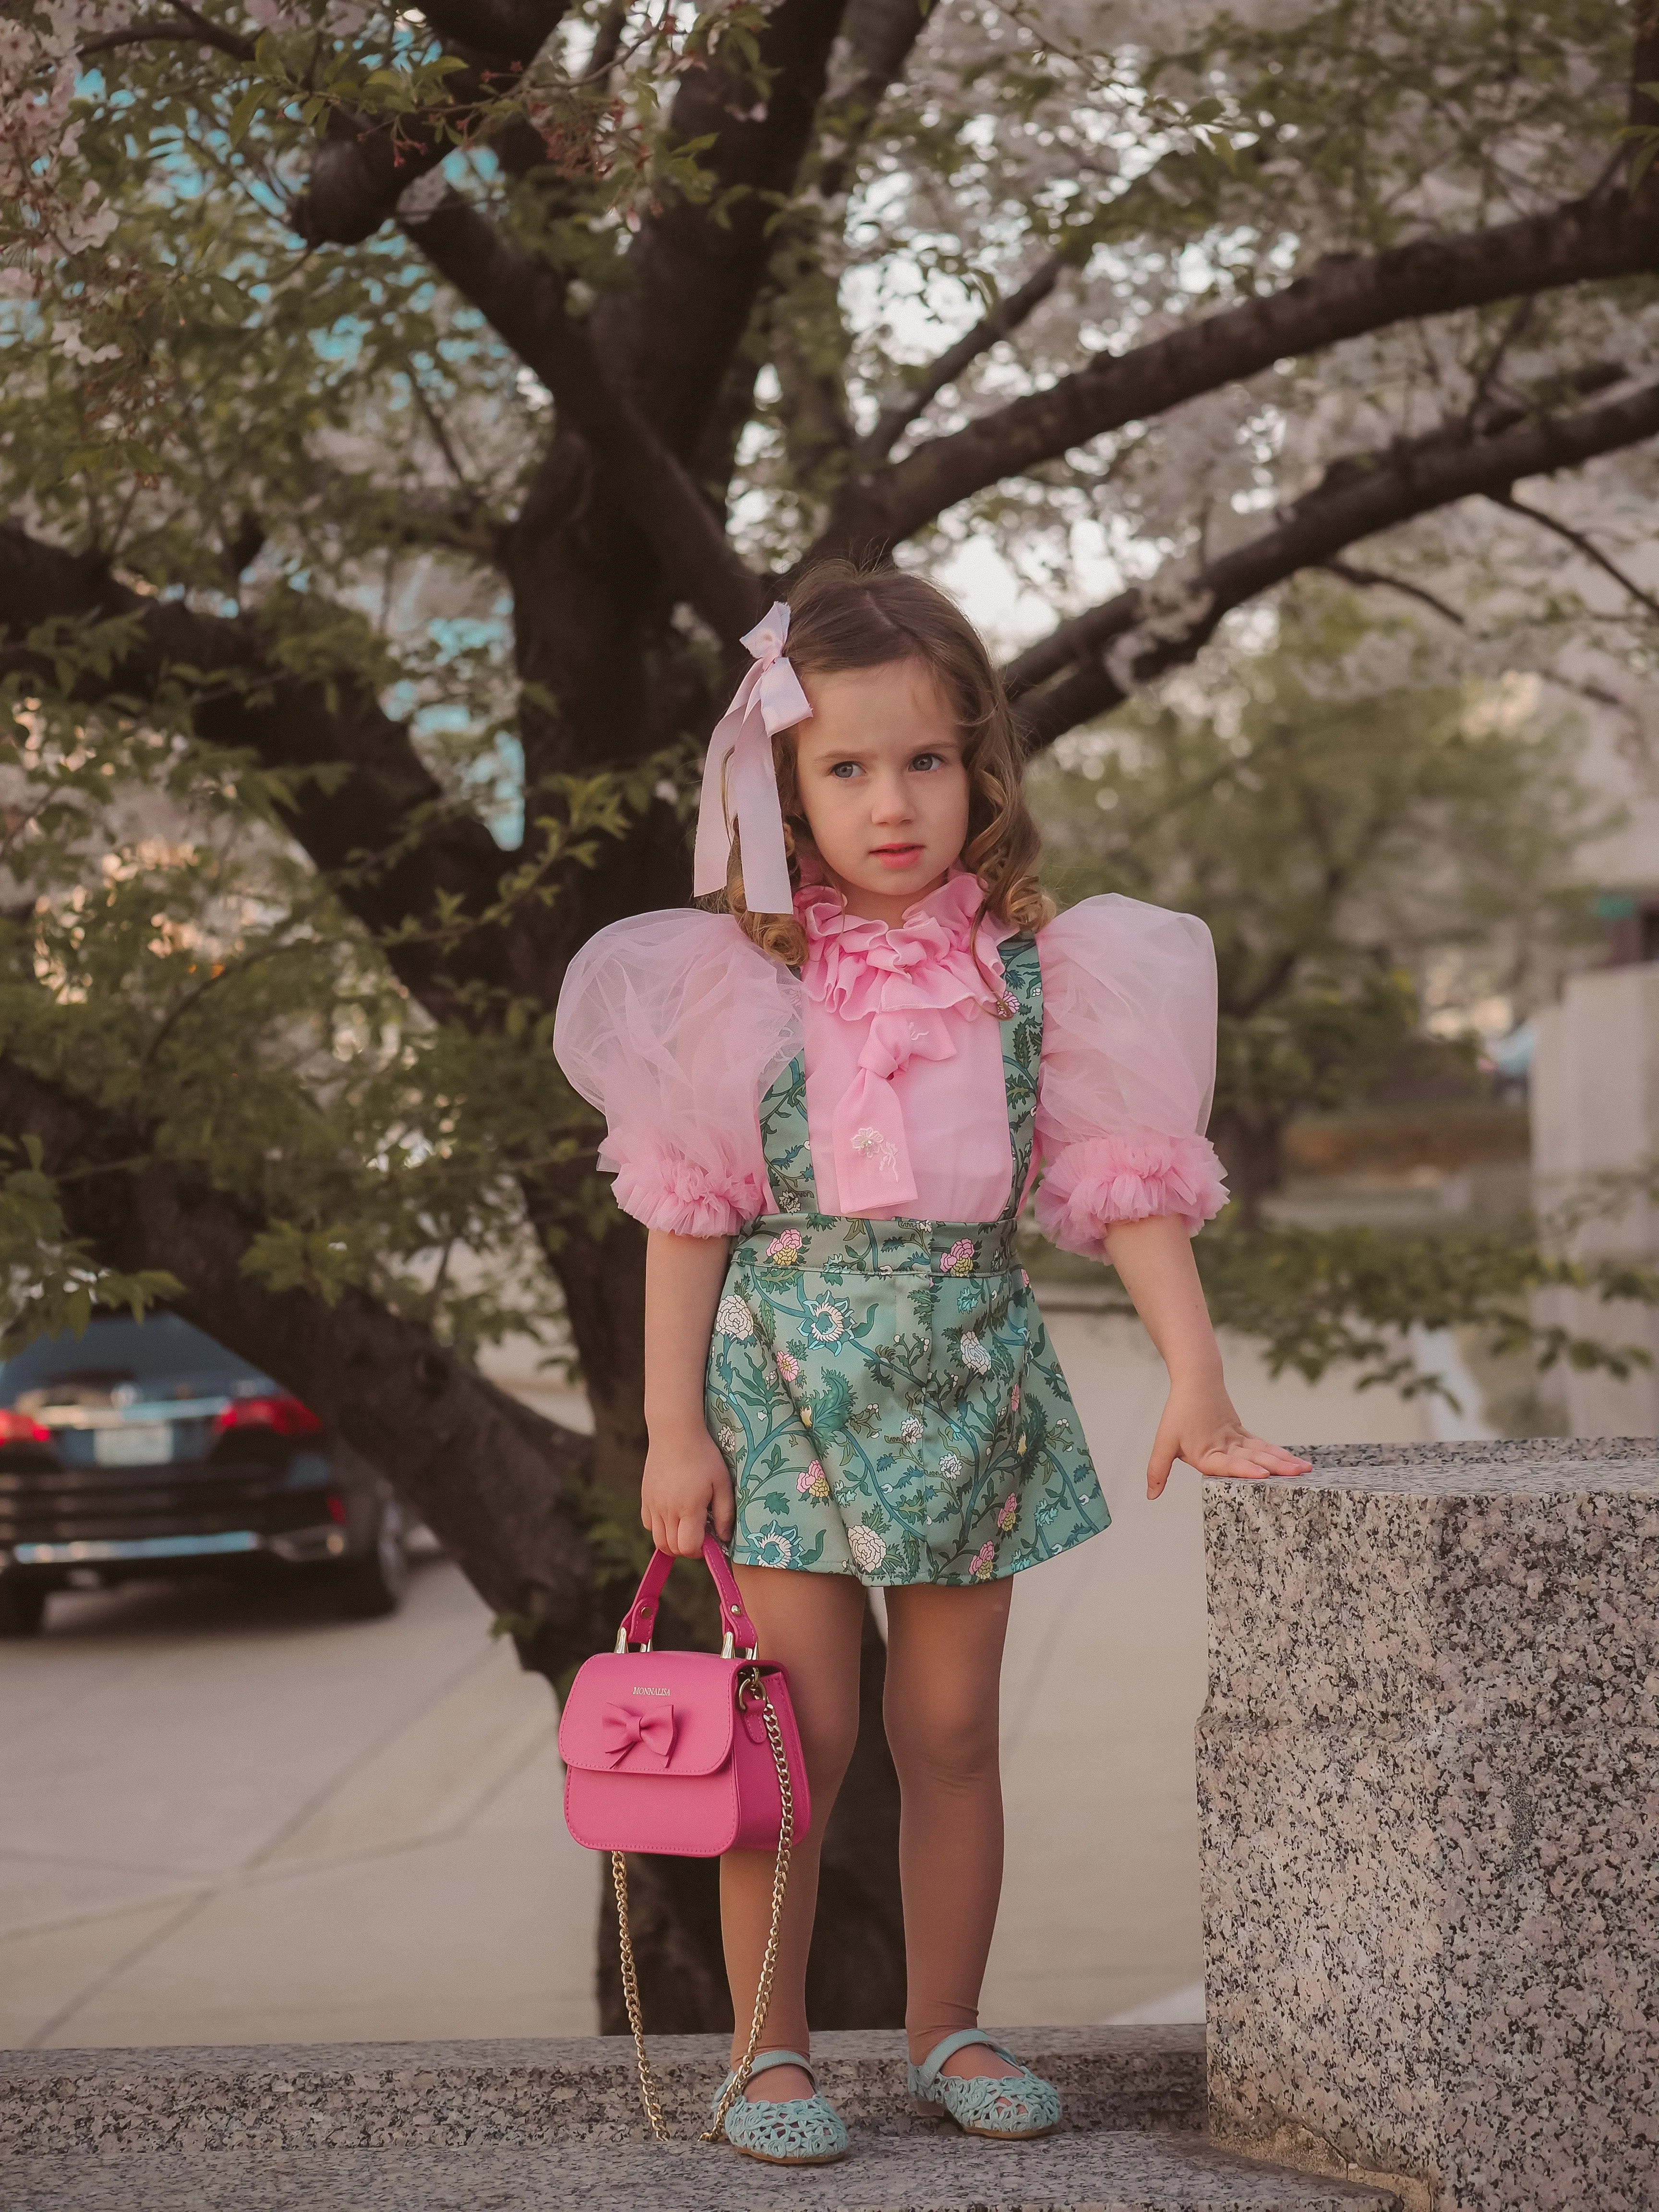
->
0;2028;1202;2156
1199;1439;1659;2212
0;2132;1402;2211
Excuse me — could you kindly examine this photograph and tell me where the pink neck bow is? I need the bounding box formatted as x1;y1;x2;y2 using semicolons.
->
692;602;811;916
601;1702;675;1766
832;1010;959;1213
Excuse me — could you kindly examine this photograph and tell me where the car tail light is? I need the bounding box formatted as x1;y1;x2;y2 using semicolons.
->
0;1409;51;1445
215;1394;324;1439
325;1494;348;1525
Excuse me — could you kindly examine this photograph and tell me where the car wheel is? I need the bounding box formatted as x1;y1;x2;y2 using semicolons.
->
0;1574;48;1637
332;1496;409;1619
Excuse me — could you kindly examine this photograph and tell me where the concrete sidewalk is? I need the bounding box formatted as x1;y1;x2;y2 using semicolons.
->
0;1562;596;2049
0;1318;1430;2049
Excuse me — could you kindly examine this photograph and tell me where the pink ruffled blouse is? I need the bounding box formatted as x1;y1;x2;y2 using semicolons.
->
553;876;1228;1257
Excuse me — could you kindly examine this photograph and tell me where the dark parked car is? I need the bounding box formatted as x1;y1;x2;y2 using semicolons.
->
0;1314;408;1635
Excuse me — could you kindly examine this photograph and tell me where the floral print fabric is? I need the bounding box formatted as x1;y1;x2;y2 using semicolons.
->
708;937;1110;1586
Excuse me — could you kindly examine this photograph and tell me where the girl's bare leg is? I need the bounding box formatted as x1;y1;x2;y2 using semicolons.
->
883;1575;1019;2078
722;1564;866;2098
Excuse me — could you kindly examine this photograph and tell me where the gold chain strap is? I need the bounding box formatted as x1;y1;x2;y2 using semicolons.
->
610;1848;672;2142
610;1668;796;2148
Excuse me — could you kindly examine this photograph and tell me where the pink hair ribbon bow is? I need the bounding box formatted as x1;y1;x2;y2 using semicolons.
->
601;1703;675;1766
692;602;812;916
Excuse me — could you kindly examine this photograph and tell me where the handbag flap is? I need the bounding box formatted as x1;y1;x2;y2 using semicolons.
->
559;1649;737;1778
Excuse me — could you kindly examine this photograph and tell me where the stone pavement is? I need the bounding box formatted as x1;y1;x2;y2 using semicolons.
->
0;2026;1207;2148
0;2134;1403;2210
1;2029;1401;2211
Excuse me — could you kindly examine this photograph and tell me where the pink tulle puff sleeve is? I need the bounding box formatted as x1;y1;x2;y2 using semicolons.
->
553;909;803;1238
1033;895;1229;1254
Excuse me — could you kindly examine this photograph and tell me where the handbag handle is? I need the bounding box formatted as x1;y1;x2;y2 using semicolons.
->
616;1533;759;1658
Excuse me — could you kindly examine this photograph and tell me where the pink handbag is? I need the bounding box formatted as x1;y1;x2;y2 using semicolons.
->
559;1534;810;2141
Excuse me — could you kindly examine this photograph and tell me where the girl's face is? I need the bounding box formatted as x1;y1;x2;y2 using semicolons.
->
790;659;971;925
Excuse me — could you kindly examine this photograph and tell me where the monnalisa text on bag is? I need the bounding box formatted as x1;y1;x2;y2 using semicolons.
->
559;1534;810;2144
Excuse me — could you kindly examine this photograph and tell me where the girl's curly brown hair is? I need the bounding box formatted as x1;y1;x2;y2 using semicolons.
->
713;559;1052;969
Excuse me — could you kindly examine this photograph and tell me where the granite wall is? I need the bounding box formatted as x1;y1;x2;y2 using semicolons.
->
1198;1439;1659;2212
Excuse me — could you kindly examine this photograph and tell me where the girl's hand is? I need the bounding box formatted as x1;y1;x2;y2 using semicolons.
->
641;1418;735;1556
1146;1374;1312;1499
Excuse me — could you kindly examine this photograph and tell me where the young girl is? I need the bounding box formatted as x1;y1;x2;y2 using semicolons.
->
554;562;1309;2165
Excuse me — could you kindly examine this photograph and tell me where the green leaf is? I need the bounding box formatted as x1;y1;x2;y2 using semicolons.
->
227;85;266;147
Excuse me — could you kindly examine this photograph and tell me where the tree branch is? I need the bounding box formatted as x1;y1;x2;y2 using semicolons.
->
683;0;933;504
300;446;498;556
0;1051;610;1669
366;482;499;558
1489;491;1659;620
852;250;1070;470
584;0;632;80
824;190;1659;556
402;190;763;644
591;0;851;457
290;3;570;249
408;372;484;502
1319;557;1466;627
1632;1;1659;146
1463;296;1537;429
1002;373;1659;746
80;10;257;62
817;0;933;201
417;0;571;64
0;526;522;1022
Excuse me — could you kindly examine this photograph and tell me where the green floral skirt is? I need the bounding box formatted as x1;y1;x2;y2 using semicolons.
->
706;1214;1109;1586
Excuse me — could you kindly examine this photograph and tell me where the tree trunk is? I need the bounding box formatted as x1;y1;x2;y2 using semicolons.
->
1209;1108;1287;1230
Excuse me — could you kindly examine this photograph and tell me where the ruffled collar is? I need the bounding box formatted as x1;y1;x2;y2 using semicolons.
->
795;866;1013;1020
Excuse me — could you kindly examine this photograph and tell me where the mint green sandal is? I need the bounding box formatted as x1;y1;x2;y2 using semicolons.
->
908;2030;1061;2140
712;2049;850;2165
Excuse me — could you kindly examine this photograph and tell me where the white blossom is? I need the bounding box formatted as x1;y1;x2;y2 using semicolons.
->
846;1524;887;1574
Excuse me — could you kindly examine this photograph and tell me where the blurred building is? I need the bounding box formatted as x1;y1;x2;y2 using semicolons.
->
1531;732;1659;1434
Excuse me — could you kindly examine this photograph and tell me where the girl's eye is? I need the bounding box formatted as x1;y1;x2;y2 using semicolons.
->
829;761;862;779
910;752;944;771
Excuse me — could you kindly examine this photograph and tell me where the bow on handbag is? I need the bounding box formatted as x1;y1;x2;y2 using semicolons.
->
601;1703;675;1765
